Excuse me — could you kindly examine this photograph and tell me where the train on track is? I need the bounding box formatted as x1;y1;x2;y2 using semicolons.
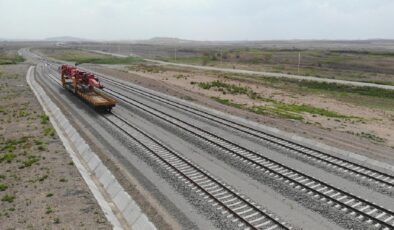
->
60;64;116;111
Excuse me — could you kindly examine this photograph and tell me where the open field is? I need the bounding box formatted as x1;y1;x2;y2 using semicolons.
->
37;47;142;65
70;39;394;85
157;48;394;85
0;47;24;65
0;48;110;229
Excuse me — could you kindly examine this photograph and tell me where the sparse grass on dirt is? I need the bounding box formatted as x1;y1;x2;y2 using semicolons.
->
0;56;111;229
218;73;394;111
197;80;353;120
159;47;394;85
0;50;24;65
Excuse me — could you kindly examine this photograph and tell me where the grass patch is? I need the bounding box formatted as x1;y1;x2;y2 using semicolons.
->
34;139;44;146
357;132;385;143
46;206;53;214
210;95;352;121
273;102;352;118
0;153;16;163
39;174;48;182
47;49;143;65
20;155;39;168
43;127;55;137
73;56;142;65
39;114;49;124
1;138;27;153
1;194;15;203
0;54;24;65
197;80;261;99
0;184;8;191
210;97;245;109
249;106;303;120
295;81;394;99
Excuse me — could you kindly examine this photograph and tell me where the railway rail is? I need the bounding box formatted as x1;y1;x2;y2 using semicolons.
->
42;62;394;229
41;66;290;230
102;87;394;230
105;113;290;230
96;75;394;189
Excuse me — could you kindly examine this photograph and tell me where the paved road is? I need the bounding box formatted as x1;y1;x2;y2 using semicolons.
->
87;49;394;90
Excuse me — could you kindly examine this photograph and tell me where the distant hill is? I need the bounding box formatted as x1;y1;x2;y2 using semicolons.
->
144;37;193;44
45;36;89;42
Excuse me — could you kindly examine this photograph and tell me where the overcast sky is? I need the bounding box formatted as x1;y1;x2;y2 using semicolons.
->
1;0;393;41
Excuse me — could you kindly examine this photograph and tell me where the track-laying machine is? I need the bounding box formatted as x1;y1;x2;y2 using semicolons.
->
60;64;116;111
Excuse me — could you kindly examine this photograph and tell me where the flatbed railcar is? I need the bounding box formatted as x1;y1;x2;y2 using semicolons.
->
60;64;116;111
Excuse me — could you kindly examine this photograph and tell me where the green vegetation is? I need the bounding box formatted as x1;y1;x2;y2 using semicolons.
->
20;155;39;168
46;206;53;214
73;56;142;65
0;153;16;163
211;97;244;109
273;102;351;118
196;80;260;99
39;114;49;124
248;105;303;120
1;138;27;153
161;47;394;85
197;80;353;120
129;63;165;73
54;217;60;224
293;80;394;99
358;132;385;143
43;127;55;137
0;53;24;65
46;48;143;65
218;73;394;110
210;96;352;120
0;184;8;191
1;194;15;203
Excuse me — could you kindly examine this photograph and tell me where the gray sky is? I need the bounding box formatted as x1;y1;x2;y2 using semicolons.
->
1;0;393;40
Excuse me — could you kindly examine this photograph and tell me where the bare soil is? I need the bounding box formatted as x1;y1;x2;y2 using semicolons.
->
0;63;111;229
83;63;394;164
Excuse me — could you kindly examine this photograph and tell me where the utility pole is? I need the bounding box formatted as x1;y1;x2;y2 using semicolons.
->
298;52;301;75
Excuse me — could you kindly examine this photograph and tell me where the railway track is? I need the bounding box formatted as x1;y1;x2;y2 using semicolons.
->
98;75;394;189
105;113;290;230
43;63;394;229
102;87;394;230
41;64;290;230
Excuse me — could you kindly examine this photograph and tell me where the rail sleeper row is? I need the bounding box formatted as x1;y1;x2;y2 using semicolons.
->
103;88;394;230
104;113;289;230
99;76;394;188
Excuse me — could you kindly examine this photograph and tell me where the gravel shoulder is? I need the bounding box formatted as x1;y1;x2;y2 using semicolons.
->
0;62;111;229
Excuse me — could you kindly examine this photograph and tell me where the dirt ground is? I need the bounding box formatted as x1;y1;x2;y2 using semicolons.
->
83;63;394;164
0;63;111;229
